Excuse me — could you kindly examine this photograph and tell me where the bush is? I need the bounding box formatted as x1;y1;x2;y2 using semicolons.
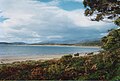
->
101;29;120;51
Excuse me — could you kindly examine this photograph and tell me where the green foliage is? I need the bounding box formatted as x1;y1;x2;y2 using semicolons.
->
112;76;120;81
0;48;119;80
75;40;101;46
101;29;120;51
0;29;120;80
115;18;120;26
83;0;120;26
60;54;73;63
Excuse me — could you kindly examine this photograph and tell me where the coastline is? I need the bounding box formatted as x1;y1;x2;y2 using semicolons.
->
0;53;86;64
15;44;101;48
0;55;61;64
0;45;100;64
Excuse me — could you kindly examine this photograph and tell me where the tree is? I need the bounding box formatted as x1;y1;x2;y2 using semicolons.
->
83;0;120;26
101;29;120;51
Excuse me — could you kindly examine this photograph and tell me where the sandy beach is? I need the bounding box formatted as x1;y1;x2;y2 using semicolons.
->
16;44;101;48
0;45;100;64
0;55;63;64
0;53;87;64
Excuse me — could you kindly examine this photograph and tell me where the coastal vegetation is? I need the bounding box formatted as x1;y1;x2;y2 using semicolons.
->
101;29;120;50
75;40;101;46
0;49;120;80
0;29;120;80
0;0;119;80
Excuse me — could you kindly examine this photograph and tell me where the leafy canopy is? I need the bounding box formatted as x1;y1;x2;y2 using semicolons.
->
83;0;120;26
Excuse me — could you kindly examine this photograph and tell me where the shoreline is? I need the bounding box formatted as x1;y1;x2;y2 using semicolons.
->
0;53;87;64
0;45;100;64
0;54;65;64
14;44;101;48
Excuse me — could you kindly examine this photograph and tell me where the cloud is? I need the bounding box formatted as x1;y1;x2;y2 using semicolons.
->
66;9;110;28
47;35;63;39
0;0;116;43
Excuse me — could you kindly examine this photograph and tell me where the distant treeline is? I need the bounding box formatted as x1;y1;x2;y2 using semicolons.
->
0;40;101;46
0;42;26;45
75;40;101;46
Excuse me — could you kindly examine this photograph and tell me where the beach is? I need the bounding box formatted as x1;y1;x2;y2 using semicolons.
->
0;45;100;64
0;53;88;64
0;55;63;64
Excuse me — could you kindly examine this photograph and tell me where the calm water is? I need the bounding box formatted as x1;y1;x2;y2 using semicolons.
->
0;45;100;57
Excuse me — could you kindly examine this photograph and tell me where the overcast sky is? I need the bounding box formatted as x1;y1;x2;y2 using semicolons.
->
0;0;117;43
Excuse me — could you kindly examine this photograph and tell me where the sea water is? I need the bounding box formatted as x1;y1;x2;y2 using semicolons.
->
0;45;100;57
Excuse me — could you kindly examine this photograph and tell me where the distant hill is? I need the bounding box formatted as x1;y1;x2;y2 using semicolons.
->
0;40;101;46
0;42;26;45
0;42;12;44
75;40;101;46
29;40;101;46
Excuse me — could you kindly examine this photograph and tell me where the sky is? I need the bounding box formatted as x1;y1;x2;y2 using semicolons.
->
0;0;117;43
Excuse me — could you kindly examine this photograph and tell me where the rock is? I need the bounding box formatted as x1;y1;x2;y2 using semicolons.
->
74;53;79;57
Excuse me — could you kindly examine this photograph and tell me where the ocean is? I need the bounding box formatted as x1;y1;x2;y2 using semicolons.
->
0;45;100;57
